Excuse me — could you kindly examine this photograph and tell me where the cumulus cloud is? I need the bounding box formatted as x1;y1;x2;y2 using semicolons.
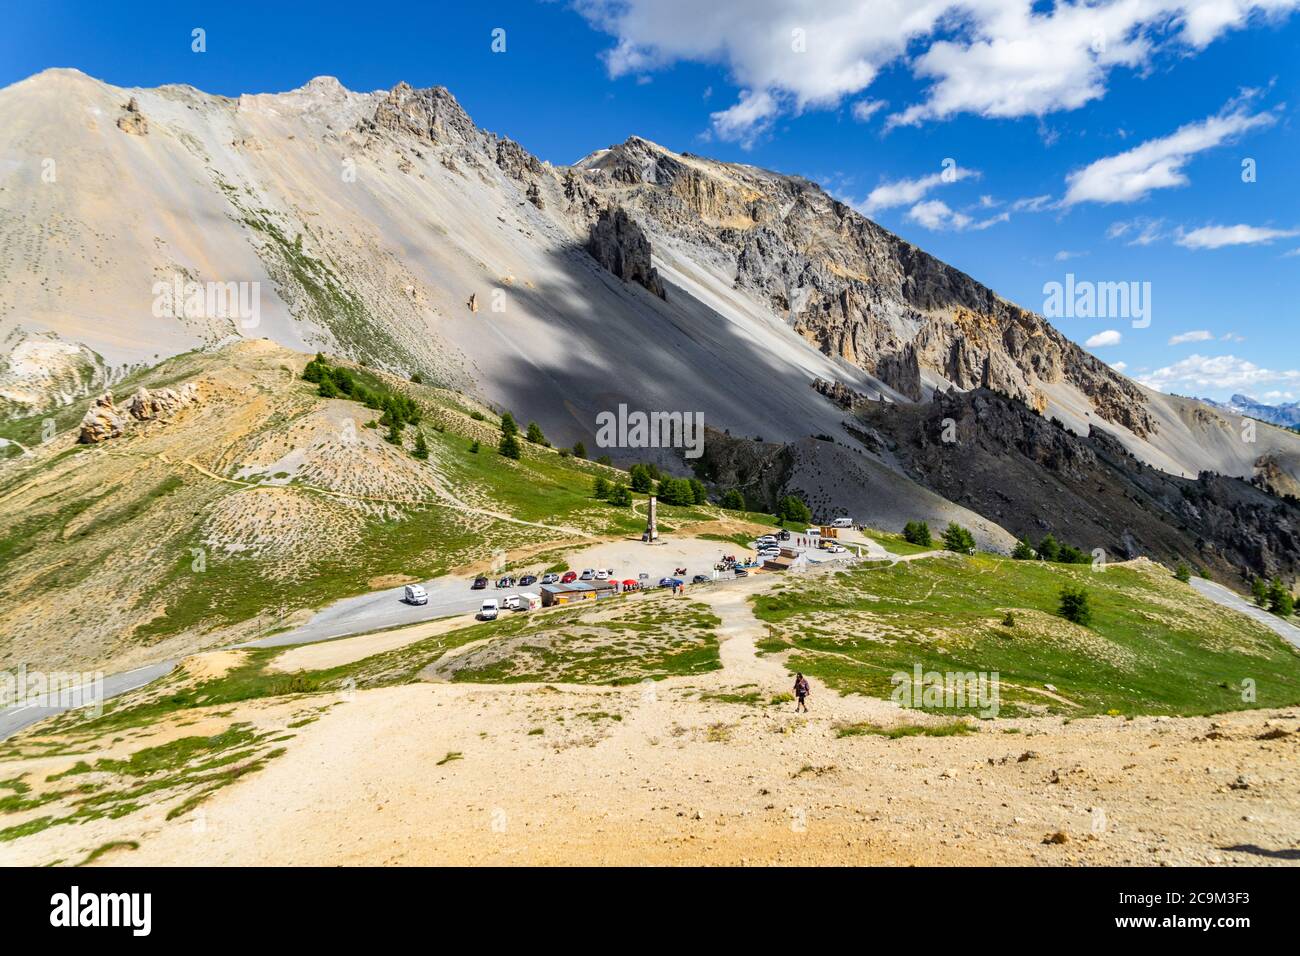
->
851;98;887;122
1086;329;1123;347
1062;106;1275;206
1110;360;1129;372
1139;354;1300;393
1168;330;1214;344
576;0;1300;141
708;89;780;147
861;164;977;214
1176;223;1300;249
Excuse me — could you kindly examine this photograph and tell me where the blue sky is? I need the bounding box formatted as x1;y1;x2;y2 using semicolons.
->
4;0;1298;401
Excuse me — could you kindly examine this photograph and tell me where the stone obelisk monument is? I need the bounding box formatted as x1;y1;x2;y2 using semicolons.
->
644;494;659;543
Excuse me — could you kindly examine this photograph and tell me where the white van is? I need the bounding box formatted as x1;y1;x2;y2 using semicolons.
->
403;584;428;605
478;599;499;621
518;592;541;611
831;517;854;528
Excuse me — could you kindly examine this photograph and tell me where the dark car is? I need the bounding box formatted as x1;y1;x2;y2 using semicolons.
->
518;574;538;587
658;577;684;588
471;576;488;590
776;530;791;541
495;575;516;589
691;574;710;585
732;567;748;578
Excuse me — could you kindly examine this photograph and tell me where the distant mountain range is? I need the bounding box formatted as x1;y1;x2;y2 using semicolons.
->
1198;394;1300;430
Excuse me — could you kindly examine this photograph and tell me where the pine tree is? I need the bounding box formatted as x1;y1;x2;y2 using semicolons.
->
499;431;521;460
412;431;429;460
1012;538;1036;560
776;495;812;526
1037;534;1061;562
608;483;632;506
1058;585;1091;625
593;476;611;499
572;441;587;459
525;421;548;446
721;488;746;510
942;522;976;553
500;411;518;437
1252;576;1269;607
1174;561;1191;582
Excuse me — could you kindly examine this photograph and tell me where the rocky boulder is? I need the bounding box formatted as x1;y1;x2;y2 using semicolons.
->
586;207;665;300
116;96;148;136
127;383;199;422
77;393;126;443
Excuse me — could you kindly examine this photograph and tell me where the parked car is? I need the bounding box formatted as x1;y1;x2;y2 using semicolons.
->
638;572;650;583
579;568;596;581
759;547;780;559
691;574;710;584
478;599;499;621
776;530;791;541
541;573;561;585
824;543;846;554
502;594;523;611
560;570;578;584
757;535;777;547
495;575;516;589
732;567;749;577
403;584;428;605
594;569;609;580
832;517;854;528
658;577;684;588
518;574;538;587
471;576;488;590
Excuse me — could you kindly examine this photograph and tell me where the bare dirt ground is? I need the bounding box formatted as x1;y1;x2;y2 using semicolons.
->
8;570;1297;868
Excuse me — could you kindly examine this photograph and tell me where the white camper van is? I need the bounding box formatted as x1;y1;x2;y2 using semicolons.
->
403;584;428;605
478;599;499;621
831;517;853;529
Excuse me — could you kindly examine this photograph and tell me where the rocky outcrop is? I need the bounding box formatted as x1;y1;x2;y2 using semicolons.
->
77;393;125;443
576;137;1157;439
116;96;147;136
586;207;665;299
127;383;199;422
812;377;871;411
359;82;476;145
854;387;1300;584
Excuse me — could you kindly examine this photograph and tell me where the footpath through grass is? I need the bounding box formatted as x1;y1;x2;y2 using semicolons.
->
752;553;1300;718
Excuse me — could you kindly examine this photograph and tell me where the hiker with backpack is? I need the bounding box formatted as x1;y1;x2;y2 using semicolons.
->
793;673;810;712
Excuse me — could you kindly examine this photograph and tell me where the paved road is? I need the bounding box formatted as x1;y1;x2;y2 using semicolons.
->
1191;577;1300;649
0;662;175;741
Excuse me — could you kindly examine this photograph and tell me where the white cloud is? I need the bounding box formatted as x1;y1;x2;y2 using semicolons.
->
903;199;1008;232
1139;354;1300;393
1086;329;1123;347
851;98;887;122
1110;360;1129;372
1168;330;1214;344
1107;216;1168;246
1054;249;1086;261
1062;106;1275;206
907;200;971;231
708;89;779;147
578;0;1300;140
861;165;977;214
1011;194;1053;212
1176;223;1300;249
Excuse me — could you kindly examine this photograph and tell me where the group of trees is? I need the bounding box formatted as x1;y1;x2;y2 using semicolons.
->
776;495;812;526
591;475;632;507
1251;575;1295;617
941;522;976;553
902;521;932;547
1011;533;1090;565
303;354;425;455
